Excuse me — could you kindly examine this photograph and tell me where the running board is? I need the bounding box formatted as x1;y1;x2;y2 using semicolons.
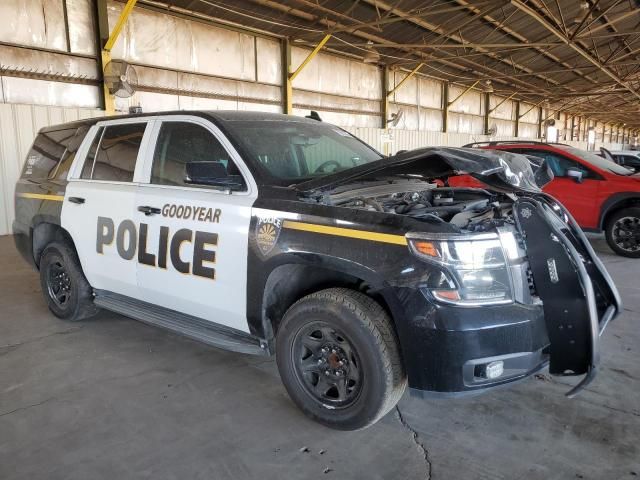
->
93;290;270;356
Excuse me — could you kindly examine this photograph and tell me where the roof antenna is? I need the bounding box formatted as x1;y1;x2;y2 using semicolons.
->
306;111;322;121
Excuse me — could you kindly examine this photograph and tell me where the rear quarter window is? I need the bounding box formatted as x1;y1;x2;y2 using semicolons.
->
22;126;90;181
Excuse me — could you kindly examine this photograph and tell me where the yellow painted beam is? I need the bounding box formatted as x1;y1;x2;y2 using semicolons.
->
387;63;424;98
448;80;480;109
102;0;137;115
488;92;517;114
519;98;546;119
104;0;138;52
289;34;332;83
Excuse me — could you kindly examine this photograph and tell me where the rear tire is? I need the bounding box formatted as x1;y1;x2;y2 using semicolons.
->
605;207;640;258
276;288;406;430
39;242;98;321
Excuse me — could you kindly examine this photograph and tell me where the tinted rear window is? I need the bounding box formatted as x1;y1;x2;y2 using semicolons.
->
80;123;146;182
22;128;79;179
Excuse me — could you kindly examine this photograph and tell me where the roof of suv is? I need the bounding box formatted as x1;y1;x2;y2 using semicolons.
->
40;110;320;134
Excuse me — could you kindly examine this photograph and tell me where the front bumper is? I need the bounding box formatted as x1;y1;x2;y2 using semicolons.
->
397;195;621;398
399;298;550;395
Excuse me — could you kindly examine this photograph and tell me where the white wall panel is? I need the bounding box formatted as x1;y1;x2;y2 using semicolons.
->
0;103;104;236
421;108;443;132
489;95;515;120
66;0;96;55
448;86;482;115
520;103;539;124
418;77;442;109
389;71;418;105
518;122;538;139
0;0;67;51
291;47;381;100
1;77;100;108
492;119;514;137
107;0;257;82
256;37;282;85
448;112;484;134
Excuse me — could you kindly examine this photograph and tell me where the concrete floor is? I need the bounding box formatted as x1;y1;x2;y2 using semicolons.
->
0;234;638;480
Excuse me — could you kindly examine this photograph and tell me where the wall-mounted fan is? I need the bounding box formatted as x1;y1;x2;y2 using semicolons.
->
104;60;138;98
387;109;404;127
486;123;498;137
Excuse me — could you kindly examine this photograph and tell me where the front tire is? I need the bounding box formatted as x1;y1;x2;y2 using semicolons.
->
276;288;406;430
39;242;98;321
605;207;640;258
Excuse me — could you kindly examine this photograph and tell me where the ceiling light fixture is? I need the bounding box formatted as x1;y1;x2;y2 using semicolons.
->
363;41;380;64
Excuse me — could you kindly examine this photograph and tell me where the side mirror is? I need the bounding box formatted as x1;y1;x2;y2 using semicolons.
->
184;161;245;191
566;168;584;184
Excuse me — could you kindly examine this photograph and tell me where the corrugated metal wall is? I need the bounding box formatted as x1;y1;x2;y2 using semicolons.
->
0;104;104;235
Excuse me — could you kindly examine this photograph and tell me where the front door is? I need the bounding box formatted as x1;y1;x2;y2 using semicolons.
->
62;119;151;297
135;116;257;333
517;149;601;228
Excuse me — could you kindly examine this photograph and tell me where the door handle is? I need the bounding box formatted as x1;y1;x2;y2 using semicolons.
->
138;205;162;216
68;197;85;204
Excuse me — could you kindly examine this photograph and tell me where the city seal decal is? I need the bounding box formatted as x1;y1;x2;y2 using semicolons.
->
255;216;282;255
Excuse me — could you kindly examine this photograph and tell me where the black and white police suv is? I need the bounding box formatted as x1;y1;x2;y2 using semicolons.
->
14;111;621;430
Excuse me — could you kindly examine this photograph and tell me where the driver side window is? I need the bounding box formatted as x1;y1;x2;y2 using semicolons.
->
519;149;591;179
151;121;243;188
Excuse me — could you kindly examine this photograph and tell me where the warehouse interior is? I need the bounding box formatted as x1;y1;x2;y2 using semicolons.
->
1;1;640;479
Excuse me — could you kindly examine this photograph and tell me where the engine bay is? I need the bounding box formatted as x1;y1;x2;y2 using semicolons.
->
319;180;515;232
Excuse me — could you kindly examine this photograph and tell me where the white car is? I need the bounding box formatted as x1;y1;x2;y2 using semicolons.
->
610;150;640;172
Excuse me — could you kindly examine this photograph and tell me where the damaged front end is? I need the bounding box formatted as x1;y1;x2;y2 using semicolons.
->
296;147;621;396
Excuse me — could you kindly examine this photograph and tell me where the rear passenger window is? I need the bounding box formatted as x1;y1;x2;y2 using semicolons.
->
22;128;77;179
80;123;146;182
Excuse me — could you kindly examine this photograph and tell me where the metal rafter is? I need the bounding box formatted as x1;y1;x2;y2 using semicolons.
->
510;0;640;103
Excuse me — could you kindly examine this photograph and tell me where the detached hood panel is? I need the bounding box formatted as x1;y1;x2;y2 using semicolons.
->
295;147;553;194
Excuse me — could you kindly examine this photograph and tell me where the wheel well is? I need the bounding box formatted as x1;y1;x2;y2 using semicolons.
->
32;223;77;268
602;198;640;230
261;264;396;339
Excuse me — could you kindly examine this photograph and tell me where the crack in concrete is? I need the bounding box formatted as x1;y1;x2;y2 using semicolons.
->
395;406;432;479
0;326;83;352
0;396;57;418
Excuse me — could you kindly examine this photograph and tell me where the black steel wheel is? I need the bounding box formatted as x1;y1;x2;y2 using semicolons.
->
46;260;72;307
292;322;363;409
605;207;640;258
276;288;406;430
39;242;98;321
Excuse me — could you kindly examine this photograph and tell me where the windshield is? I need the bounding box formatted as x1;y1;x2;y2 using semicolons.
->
222;120;383;184
555;145;633;175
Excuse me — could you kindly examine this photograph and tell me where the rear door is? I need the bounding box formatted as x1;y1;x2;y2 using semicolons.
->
134;115;257;333
62;118;153;297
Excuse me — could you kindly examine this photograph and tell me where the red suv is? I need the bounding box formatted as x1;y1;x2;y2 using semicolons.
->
456;141;640;257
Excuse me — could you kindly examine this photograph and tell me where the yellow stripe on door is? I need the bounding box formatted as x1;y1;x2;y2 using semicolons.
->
16;193;64;202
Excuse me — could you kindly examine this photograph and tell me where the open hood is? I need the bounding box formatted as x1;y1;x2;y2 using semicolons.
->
294;147;553;194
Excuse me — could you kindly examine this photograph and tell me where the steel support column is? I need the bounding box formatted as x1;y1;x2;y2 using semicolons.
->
443;82;449;133
483;92;490;136
382;66;389;129
514;101;520;138
282;38;291;114
101;0;138;114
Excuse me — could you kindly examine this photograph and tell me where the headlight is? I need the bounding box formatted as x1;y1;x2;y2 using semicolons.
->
406;232;514;306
